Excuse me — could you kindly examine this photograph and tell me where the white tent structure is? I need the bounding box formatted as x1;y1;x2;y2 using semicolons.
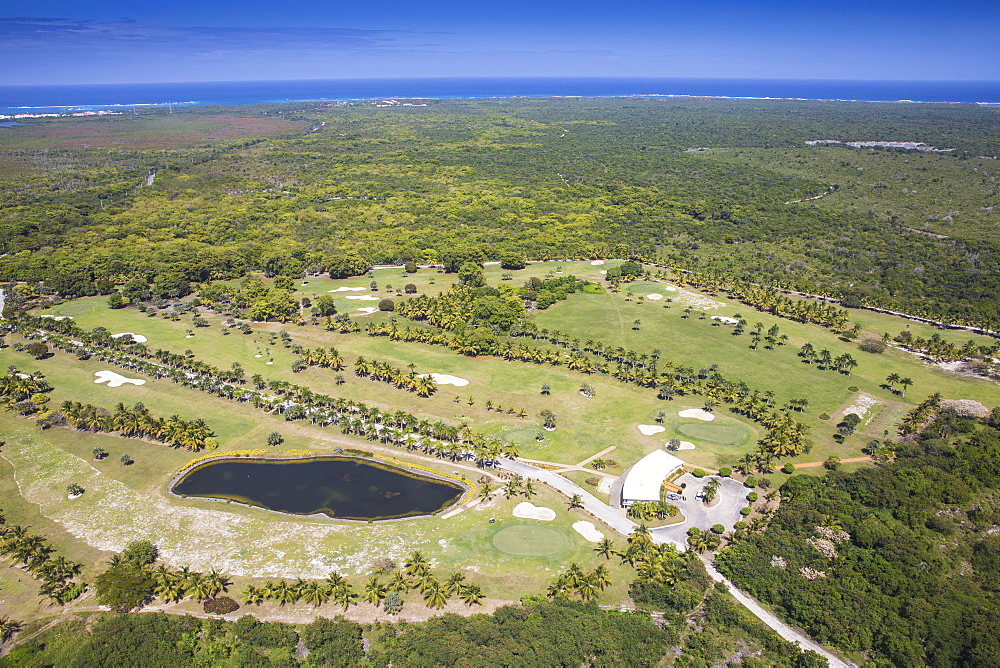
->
621;450;685;507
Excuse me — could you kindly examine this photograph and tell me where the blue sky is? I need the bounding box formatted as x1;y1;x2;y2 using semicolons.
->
2;1;997;84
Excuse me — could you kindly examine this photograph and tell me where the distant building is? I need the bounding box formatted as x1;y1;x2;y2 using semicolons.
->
621;450;684;507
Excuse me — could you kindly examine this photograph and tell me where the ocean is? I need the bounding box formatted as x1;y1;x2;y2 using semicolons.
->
1;77;998;115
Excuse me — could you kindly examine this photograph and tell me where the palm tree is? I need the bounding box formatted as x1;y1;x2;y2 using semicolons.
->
458;584;484;606
594;538;615;560
241;585;265;605
423;580;449;609
899;377;913;397
332;583;358;611
567;494;584;510
362;575;386;606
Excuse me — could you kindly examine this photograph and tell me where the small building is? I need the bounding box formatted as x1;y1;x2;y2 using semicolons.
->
621;450;685;507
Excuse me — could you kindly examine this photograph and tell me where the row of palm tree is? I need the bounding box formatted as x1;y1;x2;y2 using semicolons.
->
240;560;485;611
54;400;215;451
0;515;85;604
148;564;231;602
626;500;679;521
798;343;859;375
546;563;612;601
353;356;438;396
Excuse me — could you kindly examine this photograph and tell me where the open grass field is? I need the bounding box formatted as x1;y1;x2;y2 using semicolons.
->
3;257;998;624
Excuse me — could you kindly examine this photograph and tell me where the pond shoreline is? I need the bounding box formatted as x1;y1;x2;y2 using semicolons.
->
168;453;469;523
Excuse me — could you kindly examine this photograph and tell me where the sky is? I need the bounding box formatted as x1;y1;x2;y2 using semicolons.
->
2;1;998;85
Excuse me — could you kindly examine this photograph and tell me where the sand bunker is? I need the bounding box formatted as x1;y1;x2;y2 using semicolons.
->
637;424;666;436
355;307;378;315
590;260;605;266
94;370;146;388
421;373;469;387
573;521;604;542
513;502;556;521
711;316;738;325
678;441;696;450
328;287;366;292
345;295;379;301
112;332;148;343
646;293;663;301
40;315;72;320
679;409;715;421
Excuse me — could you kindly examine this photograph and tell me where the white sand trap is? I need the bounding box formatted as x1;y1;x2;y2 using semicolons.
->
664;286;677;291
590;260;605;265
422;373;469;387
637;424;665;436
328;287;366;292
40;315;72;320
573;521;604;542
254;354;263;358
513;502;556;521
345;295;379;301
355;307;378;315
112;332;148;343
600;270;607;275
711;316;739;324
679;409;715;421
646;293;663;300
678;441;696;450
94;370;145;388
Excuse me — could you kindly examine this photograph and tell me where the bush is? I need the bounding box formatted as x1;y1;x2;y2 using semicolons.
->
823;456;841;471
691;469;707;478
781;463;795;474
746;492;758;502
734;521;748;530
404;283;417;294
710;524;725;534
404;262;418;273
818;413;831;421
378;298;395;312
740;507;753;516
718;467;732;477
584;477;600;486
744;476;757;488
122;540;158;567
859;338;887;354
847;385;859;392
203;596;240;615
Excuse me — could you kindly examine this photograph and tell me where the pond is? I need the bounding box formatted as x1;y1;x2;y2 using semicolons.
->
171;457;464;520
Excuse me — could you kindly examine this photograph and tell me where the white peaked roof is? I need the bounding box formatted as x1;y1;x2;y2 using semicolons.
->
621;450;685;503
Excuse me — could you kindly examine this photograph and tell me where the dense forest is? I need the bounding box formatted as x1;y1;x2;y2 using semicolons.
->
716;403;1000;665
0;98;998;329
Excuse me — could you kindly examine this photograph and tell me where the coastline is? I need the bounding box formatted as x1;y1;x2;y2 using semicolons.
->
2;77;999;116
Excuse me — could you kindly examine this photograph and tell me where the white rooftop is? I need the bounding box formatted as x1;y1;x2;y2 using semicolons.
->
621;449;685;503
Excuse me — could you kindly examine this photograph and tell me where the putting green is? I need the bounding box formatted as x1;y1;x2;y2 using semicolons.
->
492;523;566;557
501;428;544;446
676;421;748;445
625;281;664;296
52;299;100;316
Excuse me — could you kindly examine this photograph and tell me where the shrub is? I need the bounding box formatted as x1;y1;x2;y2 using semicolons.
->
378;298;395;312
404;283;417;294
818;413;831;421
744;476;757;488
710;524;725;534
605;459;619;468
847;385;859;392
691;469;707;478
740;507;753;516
782;463;795;474
718;467;732;477
734;521;748;530
404;262;418;273
584;477;600;486
859;338;887;354
67;483;84;496
746;492;758;502
823;456;841;471
203;597;240;615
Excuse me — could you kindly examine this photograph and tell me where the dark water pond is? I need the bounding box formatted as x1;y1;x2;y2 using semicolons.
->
171;457;464;520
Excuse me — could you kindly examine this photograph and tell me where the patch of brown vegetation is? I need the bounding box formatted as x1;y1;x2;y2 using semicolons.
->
0;114;305;149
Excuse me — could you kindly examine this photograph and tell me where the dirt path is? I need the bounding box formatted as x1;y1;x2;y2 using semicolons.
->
793;456;873;469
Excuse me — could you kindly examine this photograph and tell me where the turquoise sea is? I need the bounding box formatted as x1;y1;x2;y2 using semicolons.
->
1;77;998;115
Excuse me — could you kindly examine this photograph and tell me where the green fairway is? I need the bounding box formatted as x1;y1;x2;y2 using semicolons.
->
491;523;567;557
676;421;748;445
